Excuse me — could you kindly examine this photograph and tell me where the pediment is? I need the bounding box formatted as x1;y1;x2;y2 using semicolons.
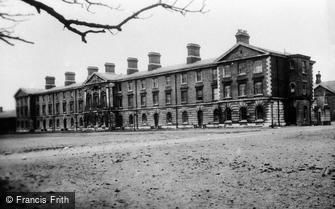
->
85;74;106;85
216;44;268;62
14;89;28;98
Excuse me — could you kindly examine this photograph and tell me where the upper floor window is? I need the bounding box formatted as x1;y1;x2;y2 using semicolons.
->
254;81;263;95
117;96;122;108
253;60;263;74
289;60;295;70
140;79;145;89
302;82;307;95
62;92;66;100
212;69;217;81
62;102;67;113
222;65;231;77
181;73;187;84
302;61;307;74
153;92;159;106
140;94;146;107
128;81;133;91
238;83;246;96
48;104;52;115
196;88;203;101
212;86;218;101
70;91;74;98
165;91;172;105
224;85;231;98
196;71;202;82
70;101;74;112
128;95;133;108
238;63;246;75
181;90;188;103
117;83;122;92
153;77;158;88
166;75;171;86
290;82;296;93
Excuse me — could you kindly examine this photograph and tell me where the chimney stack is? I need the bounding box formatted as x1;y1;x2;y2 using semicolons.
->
127;57;139;75
105;63;115;74
235;29;250;44
186;43;201;64
87;66;99;77
45;76;56;89
316;71;321;84
65;72;76;86
148;52;161;71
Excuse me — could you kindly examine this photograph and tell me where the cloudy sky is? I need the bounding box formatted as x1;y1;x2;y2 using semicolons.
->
0;0;334;110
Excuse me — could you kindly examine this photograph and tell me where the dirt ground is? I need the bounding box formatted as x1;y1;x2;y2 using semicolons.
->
0;126;335;209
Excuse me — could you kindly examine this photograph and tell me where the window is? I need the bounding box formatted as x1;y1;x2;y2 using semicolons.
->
303;106;308;120
55;103;59;114
224;85;231;98
290;82;296;93
128;81;133;91
79;118;83;127
42;105;46;115
181;90;188;103
49;120;52;128
239;107;248;121
63;92;66;100
181;73;187;84
238;83;246;96
62;102;67;113
255;105;264;120
70;91;74;98
71;118;74;127
166;75;171;86
79;101;83;112
56;119;60;128
212;86;219;101
196;88;203;101
254;81;263;95
222;65;231;77
253;60;263;73
212;69;217;81
142;114;147;125
302;61;307;74
86;93;91;109
101;91;106;107
129;114;134;125
289;60;294;70
302;83;307;95
166;112;172;124
238;62;246;75
213;109;220;123
70;101;74;112
141;80;145;89
128;95;134;108
182;111;188;124
93;93;99;108
153;78;158;88
153;92;159;106
48;104;52;115
117;96;123;108
165;91;172;105
196;71;202;82
141;94;146;107
117;83;122;92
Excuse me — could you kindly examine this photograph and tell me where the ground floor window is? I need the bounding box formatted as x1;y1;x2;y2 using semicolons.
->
255;105;264;120
182;111;188;124
166;112;172;124
79;118;83;127
213;109;220;123
129;114;134;125
142;114;147;125
240;107;247;121
224;108;232;121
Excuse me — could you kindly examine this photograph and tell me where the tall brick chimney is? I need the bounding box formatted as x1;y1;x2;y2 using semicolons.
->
65;72;76;86
148;52;161;71
45;76;56;89
187;43;201;64
87;66;99;78
235;29;250;44
127;57;139;75
105;63;115;74
316;71;321;84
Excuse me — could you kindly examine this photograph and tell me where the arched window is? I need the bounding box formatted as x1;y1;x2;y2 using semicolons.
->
142;114;147;125
240;107;248;121
93;93;99;108
213;109;220;123
86;93;91;109
129;114;134;125
71;118;74;127
255;105;264;120
100;91;106;107
79;118;83;127
166;112;172;124
224;108;232;121
182;111;188;124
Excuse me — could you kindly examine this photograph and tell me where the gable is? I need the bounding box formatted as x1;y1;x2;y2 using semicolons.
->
314;85;335;96
84;74;106;85
14;89;28;98
218;45;267;61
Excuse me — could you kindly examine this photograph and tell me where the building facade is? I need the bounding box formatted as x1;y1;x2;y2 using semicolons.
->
14;30;315;132
312;72;335;125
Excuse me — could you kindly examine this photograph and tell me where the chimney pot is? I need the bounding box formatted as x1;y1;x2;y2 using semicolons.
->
45;76;56;89
235;29;250;44
65;72;76;86
316;71;321;84
87;66;99;77
186;43;201;64
105;62;115;74
148;52;161;71
127;57;139;75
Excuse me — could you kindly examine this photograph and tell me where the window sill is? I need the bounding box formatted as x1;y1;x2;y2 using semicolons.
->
196;99;204;103
255;119;264;123
238;73;247;76
239;120;248;123
224;120;232;124
181;101;188;104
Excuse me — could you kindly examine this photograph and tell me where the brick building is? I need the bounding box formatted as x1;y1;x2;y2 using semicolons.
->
14;30;315;132
312;72;335;125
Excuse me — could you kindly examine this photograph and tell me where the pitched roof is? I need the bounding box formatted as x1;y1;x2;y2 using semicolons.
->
0;110;16;118
316;81;335;94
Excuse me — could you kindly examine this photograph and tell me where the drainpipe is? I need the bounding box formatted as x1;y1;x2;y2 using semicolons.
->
135;80;138;130
271;100;274;128
175;74;178;128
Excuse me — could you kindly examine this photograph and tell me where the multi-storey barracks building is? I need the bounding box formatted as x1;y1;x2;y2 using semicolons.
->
14;30;315;132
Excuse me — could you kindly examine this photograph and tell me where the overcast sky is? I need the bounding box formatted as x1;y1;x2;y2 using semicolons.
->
0;0;334;110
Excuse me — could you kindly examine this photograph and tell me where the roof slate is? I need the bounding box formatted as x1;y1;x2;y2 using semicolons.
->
316;81;335;94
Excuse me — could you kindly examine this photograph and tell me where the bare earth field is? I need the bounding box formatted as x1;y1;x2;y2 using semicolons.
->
0;126;335;209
